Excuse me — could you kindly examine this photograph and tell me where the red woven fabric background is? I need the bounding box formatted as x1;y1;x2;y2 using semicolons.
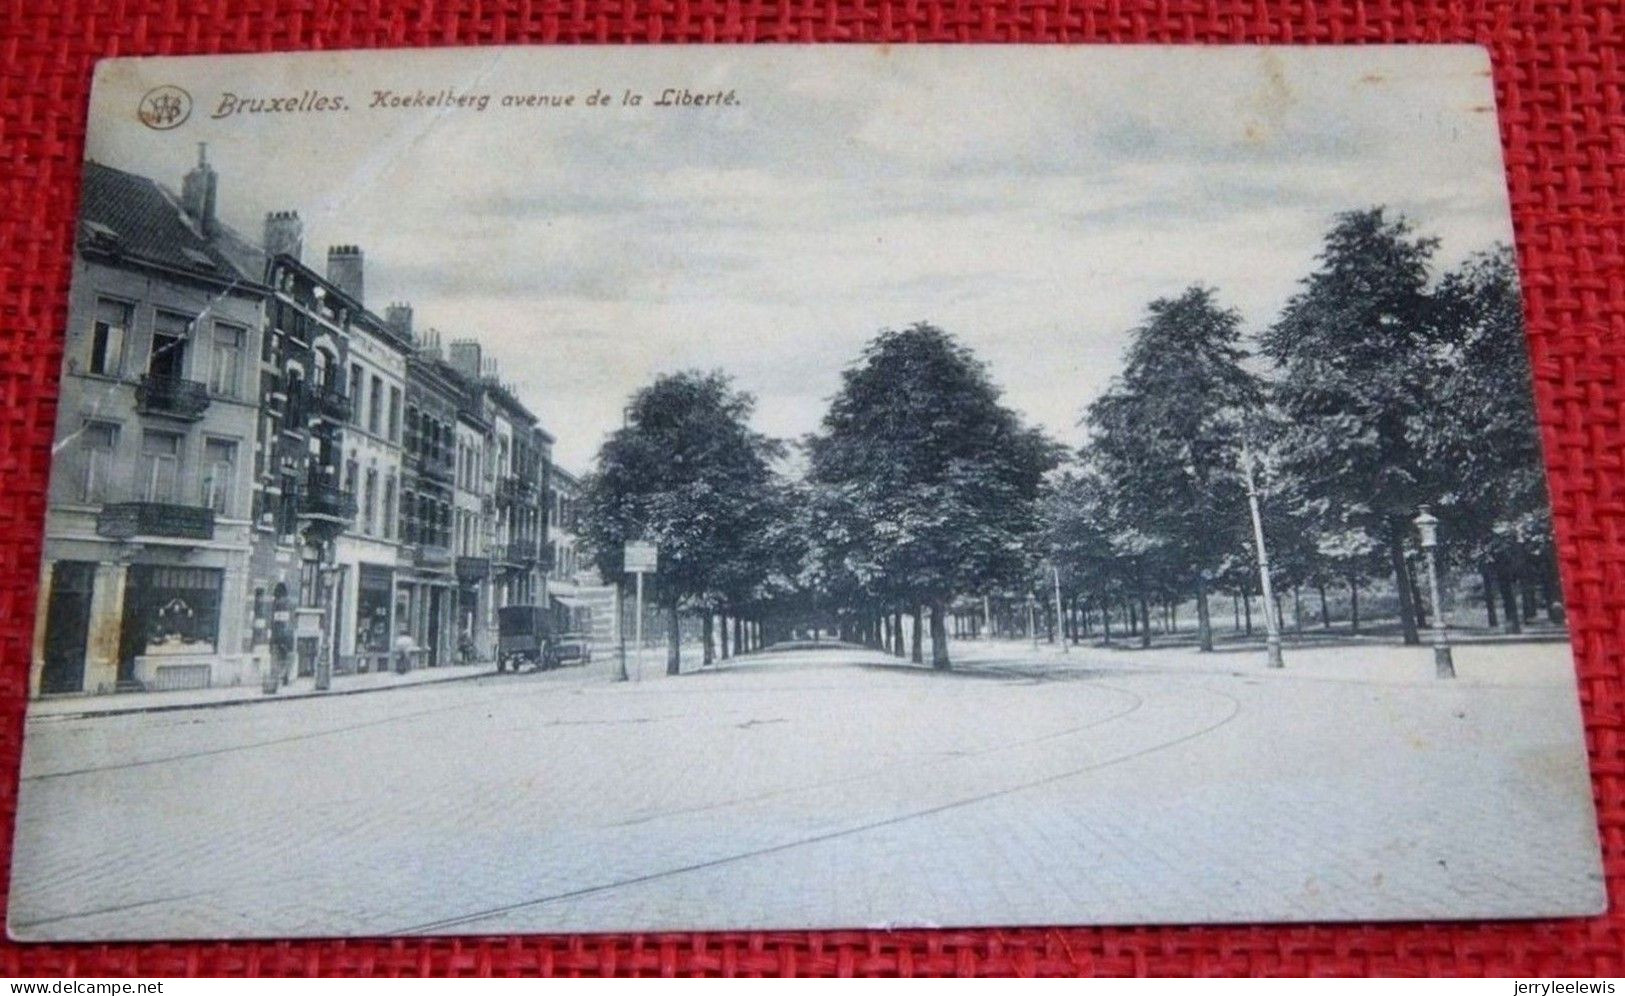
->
0;0;1620;978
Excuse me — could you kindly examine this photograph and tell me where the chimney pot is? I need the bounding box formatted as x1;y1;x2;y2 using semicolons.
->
325;244;365;304
263;210;304;262
181;142;219;237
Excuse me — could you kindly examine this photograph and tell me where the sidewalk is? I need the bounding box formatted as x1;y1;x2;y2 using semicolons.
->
26;661;497;721
952;634;1578;687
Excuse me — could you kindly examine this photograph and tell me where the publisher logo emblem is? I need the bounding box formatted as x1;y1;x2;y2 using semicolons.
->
138;85;192;130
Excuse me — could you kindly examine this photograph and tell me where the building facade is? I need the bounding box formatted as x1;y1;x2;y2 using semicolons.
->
32;153;567;698
329;286;412;674
451;367;494;659
250;245;357;683
400;333;461;669
32;153;268;696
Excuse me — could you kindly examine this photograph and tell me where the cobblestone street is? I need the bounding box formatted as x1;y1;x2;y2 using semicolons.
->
8;638;1605;940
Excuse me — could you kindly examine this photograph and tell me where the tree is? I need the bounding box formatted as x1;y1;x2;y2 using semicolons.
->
1425;245;1560;628
1260;207;1445;645
806;323;1060;669
580;371;784;674
1082;286;1259;651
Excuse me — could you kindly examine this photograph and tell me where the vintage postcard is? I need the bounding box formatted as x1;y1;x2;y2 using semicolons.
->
10;45;1605;939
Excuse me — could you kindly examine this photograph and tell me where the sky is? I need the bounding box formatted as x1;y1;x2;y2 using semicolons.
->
86;46;1517;472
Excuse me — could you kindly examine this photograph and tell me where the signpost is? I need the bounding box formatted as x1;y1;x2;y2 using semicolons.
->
624;541;658;681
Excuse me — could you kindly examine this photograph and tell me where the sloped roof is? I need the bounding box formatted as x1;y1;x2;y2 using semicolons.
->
77;160;266;288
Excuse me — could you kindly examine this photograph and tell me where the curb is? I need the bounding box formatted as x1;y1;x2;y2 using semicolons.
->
27;667;499;722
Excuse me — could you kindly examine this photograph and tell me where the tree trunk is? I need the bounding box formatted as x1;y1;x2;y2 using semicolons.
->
929;600;950;669
1348;577;1360;634
1496;567;1522;634
892;612;904;657
1480;567;1498;628
1292;586;1303;635
1242;588;1252;637
1232;594;1241;632
1196;578;1214;652
1520;572;1539;622
1102;591;1113;643
911;604;924;663
1317;580;1330;629
721;613;732;658
1138;589;1152;648
1408;559;1429;630
1385;519;1422;645
666;603;681;675
1544;551;1566;625
734;615;744;656
703;612;715;666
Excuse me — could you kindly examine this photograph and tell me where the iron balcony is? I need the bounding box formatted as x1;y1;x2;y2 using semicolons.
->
497;540;538;567
95;501;215;541
134;374;210;420
455;556;491;582
298;479;357;522
310;381;351;423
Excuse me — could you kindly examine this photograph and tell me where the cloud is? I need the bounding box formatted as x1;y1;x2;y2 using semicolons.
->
87;46;1514;470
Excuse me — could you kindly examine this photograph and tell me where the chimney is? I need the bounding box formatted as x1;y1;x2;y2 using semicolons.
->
385;302;414;341
181;142;219;237
326;245;364;304
420;328;443;361
263;210;303;261
448;339;482;380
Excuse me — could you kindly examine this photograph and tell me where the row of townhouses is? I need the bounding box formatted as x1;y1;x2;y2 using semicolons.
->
29;148;599;697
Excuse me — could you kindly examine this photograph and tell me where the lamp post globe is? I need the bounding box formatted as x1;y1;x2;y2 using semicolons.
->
1414;507;1440;551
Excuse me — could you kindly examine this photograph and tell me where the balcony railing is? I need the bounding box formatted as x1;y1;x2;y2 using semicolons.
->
420;457;455;484
297;479;357;522
309;382;350;423
497;540;537;567
416;544;453;569
135;374;210;420
455;556;490;582
96;501;215;541
495;475;536;505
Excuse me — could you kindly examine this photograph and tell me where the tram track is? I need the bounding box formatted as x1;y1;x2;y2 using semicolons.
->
397;682;1244;936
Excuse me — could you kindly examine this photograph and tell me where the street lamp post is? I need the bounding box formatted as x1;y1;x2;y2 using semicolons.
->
1413;506;1456;679
1240;438;1284;669
1052;563;1068;654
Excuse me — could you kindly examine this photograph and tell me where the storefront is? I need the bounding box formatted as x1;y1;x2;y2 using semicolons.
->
118;564;223;690
354;563;394;670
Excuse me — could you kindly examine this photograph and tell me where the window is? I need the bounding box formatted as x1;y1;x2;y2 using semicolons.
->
349;363;364;425
345;458;358;499
388;387;401;443
139;430;181;502
383;474;396;540
77;421;119;502
363;468;377;535
299;560;320;608
149;312;191;380
209;322;245;397
368;374;383;435
89;298;131;376
201;438;238;514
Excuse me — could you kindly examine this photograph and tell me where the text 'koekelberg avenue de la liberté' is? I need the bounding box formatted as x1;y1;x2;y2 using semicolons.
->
211;87;740;118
